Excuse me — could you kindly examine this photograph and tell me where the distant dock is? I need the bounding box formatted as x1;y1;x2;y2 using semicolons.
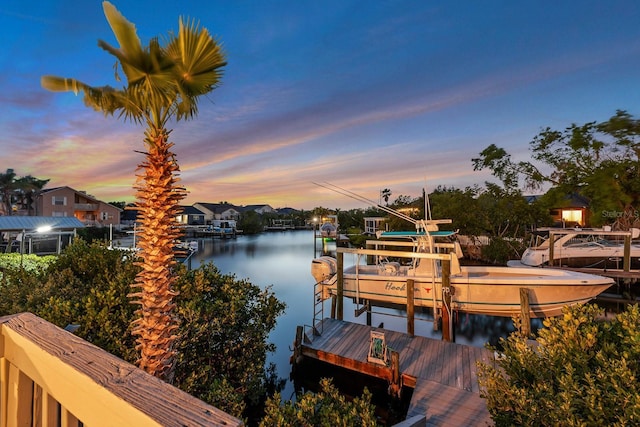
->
184;225;239;238
292;318;495;426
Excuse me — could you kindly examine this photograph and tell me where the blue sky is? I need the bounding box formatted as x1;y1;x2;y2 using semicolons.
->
2;1;639;210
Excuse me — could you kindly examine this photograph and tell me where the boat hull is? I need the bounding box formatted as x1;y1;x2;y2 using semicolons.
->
322;265;614;318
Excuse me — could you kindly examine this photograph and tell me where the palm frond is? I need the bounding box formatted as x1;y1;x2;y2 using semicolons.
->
102;1;143;63
167;17;226;96
41;75;142;120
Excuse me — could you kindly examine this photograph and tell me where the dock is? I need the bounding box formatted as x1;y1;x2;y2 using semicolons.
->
294;318;496;426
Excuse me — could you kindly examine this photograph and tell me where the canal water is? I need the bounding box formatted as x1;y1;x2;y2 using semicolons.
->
190;229;524;402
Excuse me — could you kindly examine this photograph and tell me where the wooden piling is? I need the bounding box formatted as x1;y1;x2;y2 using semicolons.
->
389;349;401;398
330;294;337;319
548;233;556;266
406;279;415;337
441;258;452;342
290;325;304;371
337;251;344;320
519;288;531;337
624;234;631;272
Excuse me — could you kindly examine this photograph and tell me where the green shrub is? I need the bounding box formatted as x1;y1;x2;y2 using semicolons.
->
260;378;379;427
0;253;56;276
173;262;286;417
478;304;640;426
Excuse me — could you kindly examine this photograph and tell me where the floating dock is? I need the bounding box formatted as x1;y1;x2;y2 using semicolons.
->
293;318;496;426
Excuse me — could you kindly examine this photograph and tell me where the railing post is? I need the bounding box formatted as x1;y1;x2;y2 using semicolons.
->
337;251;343;320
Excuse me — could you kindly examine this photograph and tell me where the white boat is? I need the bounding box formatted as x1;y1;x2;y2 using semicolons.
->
513;228;640;269
311;182;614;318
313;256;613;318
319;222;337;238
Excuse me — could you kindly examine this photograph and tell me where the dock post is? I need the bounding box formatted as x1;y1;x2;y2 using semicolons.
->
406;279;415;337
548;233;556;266
519;288;531;337
389;349;401;398
337;252;344;320
290;325;304;373
624;234;631;272
330;295;337;319
441;258;452;342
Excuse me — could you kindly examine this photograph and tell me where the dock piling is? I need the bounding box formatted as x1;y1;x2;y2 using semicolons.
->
337;252;344;320
406;279;415;337
441;258;452;342
389;349;401;398
519;288;531;337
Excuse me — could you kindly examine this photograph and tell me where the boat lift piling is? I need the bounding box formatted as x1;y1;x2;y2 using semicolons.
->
441;258;452;342
406;278;415;337
519;288;531;337
336;252;344;320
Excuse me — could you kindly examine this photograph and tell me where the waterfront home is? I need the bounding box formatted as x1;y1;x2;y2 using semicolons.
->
36;186;121;227
243;204;275;214
193;202;241;223
176;205;206;225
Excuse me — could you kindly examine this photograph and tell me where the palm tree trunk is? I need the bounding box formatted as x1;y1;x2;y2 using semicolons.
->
130;127;186;382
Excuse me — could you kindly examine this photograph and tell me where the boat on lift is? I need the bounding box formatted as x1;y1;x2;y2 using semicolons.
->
311;183;615;318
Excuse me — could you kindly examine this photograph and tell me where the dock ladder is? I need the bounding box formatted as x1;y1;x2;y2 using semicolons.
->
304;279;328;342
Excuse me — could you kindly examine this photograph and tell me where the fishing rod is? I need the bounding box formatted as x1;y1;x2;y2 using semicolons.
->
312;181;419;225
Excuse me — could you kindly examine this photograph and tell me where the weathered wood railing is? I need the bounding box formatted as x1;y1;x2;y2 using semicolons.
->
0;312;243;427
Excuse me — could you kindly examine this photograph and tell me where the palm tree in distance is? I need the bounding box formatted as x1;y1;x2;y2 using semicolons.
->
41;1;226;381
381;188;392;205
15;175;50;215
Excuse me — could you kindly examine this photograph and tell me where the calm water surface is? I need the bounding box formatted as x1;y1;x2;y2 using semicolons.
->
191;230;520;399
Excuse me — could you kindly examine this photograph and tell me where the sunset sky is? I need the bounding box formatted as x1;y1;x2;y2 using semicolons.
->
2;1;640;210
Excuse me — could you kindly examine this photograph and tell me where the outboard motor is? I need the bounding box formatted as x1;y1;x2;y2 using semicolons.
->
311;256;337;283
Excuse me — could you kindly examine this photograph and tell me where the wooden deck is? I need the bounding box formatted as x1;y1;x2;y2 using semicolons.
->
298;318;496;426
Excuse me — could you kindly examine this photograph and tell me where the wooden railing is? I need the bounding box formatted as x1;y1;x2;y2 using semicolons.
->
0;312;243;427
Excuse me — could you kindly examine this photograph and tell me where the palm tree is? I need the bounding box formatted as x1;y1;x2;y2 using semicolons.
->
15;175;49;215
0;169;18;216
41;1;226;381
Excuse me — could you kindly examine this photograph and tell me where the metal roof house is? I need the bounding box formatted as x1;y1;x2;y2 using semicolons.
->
0;216;84;254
